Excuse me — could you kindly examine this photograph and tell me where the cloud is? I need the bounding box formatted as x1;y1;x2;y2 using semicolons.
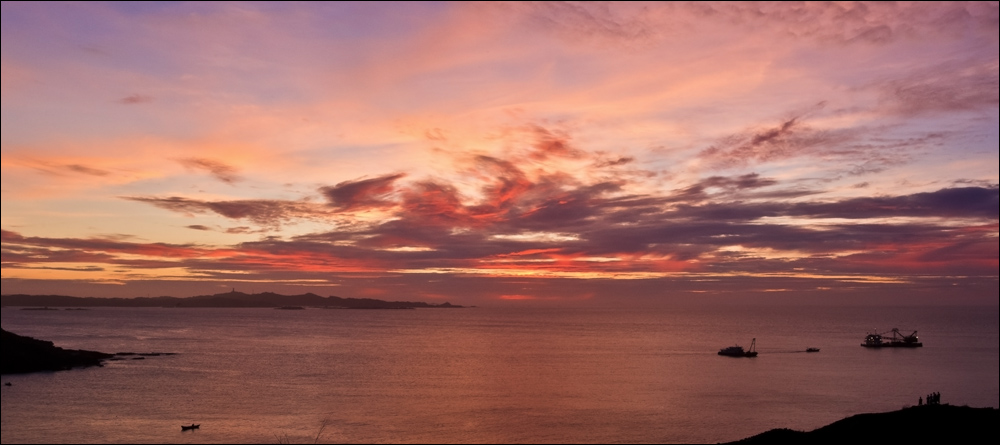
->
177;158;242;184
527;124;583;160
683;2;998;45
424;128;447;141
2;230;207;264
786;186;1000;220
118;94;154;105
660;186;999;224
319;173;406;211
699;117;828;169
398;180;471;227
186;225;212;231
20;265;106;272
22;162;112;178
878;59;1000;116
673;173;779;202
493;1;659;47
225;226;258;235
123;117;998;277
6;186;998;291
512;181;622;231
124;196;330;227
501;2;999;54
1;230;24;243
64;164;111;177
594;156;635;168
694;112;941;176
695;114;879;172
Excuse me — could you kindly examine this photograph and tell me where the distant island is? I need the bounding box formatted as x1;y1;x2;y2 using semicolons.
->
1;291;463;309
1;329;113;375
725;404;997;444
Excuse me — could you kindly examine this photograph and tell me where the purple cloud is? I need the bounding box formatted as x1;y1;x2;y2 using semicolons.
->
319;173;406;211
124;196;329;227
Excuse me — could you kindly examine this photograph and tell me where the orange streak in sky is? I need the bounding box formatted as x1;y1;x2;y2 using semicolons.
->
498;294;536;300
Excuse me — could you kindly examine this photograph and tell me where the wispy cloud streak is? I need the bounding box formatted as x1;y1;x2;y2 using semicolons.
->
177;158;242;184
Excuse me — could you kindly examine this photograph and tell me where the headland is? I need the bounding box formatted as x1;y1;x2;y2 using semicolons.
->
725;404;997;444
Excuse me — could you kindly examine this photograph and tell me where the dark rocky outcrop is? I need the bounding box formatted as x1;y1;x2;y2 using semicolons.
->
1;329;113;375
725;404;998;444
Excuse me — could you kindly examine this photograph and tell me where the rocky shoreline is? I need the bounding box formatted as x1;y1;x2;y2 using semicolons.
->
1;329;114;375
725;404;998;444
1;329;175;375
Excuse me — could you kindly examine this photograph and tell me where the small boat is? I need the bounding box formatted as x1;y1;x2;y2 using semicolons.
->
861;328;923;348
4;382;11;387
181;424;200;431
719;338;758;357
806;348;820;353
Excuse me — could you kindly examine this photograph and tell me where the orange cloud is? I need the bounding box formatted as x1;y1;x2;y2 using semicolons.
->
498;294;536;300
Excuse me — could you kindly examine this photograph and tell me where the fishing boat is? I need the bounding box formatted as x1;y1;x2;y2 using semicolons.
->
181;424;200;431
806;348;820;353
719;338;758;357
861;328;923;348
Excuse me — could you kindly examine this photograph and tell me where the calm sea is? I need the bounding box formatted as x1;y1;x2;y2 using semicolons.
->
2;303;998;444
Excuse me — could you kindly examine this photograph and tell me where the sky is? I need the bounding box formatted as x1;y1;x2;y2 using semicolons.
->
2;1;997;305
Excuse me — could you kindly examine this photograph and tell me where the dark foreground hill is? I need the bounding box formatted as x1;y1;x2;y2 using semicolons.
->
725;404;997;445
1;329;113;375
1;291;462;309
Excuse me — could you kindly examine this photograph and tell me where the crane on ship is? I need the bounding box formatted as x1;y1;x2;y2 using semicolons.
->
889;328;921;345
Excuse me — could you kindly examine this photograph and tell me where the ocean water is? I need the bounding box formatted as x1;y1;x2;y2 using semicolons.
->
2;303;998;444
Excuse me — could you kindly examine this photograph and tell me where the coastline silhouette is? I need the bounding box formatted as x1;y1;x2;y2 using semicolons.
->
725;404;996;444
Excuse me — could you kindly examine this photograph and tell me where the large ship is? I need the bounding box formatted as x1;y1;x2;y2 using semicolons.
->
861;328;923;348
719;338;758;357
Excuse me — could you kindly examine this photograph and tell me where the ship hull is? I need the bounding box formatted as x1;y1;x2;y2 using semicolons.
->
718;351;758;357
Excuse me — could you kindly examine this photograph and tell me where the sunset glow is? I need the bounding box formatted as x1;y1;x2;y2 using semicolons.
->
2;2;997;304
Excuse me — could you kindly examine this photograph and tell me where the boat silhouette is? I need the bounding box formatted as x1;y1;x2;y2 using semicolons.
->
862;329;923;348
719;338;758;357
181;424;200;432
